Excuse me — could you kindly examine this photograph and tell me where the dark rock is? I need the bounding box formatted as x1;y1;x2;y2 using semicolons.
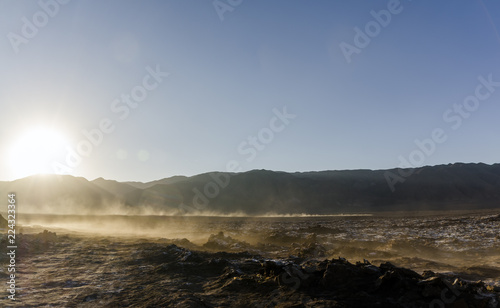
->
322;261;356;287
418;276;452;298
203;231;251;251
9;234;499;307
261;260;285;277
422;270;436;279
36;230;57;242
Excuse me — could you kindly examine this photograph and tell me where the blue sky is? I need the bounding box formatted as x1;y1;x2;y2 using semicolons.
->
1;0;500;182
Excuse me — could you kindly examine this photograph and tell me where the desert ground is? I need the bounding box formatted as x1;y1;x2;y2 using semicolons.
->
1;211;499;307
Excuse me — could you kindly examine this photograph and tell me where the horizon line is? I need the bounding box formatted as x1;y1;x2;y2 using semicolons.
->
2;161;498;183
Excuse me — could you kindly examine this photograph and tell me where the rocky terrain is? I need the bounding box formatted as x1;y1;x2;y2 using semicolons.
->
1;212;499;307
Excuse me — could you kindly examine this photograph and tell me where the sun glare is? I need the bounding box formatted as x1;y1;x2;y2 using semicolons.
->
8;127;69;180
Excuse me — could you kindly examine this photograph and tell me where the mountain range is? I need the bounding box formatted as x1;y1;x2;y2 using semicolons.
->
1;163;500;215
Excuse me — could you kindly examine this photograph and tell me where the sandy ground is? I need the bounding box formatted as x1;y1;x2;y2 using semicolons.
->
1;211;499;307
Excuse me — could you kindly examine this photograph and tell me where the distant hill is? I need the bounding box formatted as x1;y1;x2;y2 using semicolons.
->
0;175;120;214
91;177;137;197
1;163;500;215
124;176;189;190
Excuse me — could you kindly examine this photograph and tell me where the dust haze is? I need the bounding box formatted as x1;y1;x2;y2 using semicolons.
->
12;209;500;282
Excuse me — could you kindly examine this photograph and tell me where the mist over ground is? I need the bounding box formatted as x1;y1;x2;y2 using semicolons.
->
2;210;499;306
11;210;500;282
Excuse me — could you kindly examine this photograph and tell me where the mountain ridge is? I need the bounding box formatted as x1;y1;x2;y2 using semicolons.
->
1;163;499;215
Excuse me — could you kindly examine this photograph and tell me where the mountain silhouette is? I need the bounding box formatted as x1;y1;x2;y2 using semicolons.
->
1;163;499;215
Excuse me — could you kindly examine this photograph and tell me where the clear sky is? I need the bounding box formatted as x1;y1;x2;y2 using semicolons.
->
1;0;500;182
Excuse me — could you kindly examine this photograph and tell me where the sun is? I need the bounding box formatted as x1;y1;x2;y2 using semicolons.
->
8;127;69;180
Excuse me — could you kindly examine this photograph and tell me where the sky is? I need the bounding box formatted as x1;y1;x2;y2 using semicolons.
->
1;0;500;182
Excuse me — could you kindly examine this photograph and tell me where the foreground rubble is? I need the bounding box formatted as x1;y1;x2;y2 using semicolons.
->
0;231;498;307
